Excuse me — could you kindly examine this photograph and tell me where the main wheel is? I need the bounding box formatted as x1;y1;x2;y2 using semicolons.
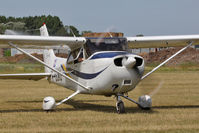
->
42;96;56;111
116;101;125;114
138;95;152;110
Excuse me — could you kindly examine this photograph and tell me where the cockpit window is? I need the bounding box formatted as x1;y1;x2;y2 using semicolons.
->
85;38;127;57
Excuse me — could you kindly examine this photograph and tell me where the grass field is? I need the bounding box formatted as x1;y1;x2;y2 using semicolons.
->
0;69;199;132
0;63;44;74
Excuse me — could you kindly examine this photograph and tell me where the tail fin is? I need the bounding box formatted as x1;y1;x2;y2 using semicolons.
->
40;23;49;37
40;23;55;73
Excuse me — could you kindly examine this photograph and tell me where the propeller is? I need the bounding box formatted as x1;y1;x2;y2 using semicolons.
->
122;56;136;68
149;80;164;97
95;26;116;46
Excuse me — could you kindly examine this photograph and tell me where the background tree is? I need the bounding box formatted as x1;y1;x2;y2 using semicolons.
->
0;15;93;36
65;25;80;36
0;15;72;36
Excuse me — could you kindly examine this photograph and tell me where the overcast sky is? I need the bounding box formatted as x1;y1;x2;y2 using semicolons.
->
1;0;199;36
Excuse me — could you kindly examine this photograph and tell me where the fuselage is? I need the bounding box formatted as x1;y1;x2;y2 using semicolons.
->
50;37;145;96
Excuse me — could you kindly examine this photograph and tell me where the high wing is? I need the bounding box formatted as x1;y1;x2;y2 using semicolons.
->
0;73;51;81
0;35;86;50
127;35;199;48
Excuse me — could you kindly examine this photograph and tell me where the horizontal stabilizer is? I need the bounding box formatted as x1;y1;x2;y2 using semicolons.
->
0;73;51;81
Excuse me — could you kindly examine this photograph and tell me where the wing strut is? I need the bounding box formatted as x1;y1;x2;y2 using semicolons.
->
141;41;193;80
8;42;90;91
56;90;80;106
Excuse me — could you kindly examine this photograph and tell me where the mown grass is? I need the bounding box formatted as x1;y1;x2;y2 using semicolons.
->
0;62;199;74
145;62;199;72
0;63;44;73
0;69;198;132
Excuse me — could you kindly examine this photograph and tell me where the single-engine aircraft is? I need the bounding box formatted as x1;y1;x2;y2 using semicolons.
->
0;24;198;113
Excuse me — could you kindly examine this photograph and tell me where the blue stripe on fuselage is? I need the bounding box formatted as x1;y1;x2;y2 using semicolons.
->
90;52;128;60
71;67;108;80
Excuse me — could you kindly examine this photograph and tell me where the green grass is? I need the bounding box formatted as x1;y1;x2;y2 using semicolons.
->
0;71;198;132
0;62;199;75
145;62;199;72
0;63;44;73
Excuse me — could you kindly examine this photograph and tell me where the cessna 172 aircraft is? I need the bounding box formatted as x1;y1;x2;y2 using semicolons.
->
0;24;198;113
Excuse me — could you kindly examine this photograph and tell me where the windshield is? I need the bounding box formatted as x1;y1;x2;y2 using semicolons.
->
85;38;127;57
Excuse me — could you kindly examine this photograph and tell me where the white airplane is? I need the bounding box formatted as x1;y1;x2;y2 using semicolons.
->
0;24;198;113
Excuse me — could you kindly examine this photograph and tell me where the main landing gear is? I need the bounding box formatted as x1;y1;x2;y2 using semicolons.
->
42;90;80;112
115;94;152;114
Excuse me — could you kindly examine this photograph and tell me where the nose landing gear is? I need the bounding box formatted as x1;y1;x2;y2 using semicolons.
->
116;96;125;114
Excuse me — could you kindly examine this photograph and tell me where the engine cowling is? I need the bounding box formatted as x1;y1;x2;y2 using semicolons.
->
42;96;56;111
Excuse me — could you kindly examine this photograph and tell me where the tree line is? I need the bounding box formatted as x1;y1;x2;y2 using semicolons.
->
0;15;91;36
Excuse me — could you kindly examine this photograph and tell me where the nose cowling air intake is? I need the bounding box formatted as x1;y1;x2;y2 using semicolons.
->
114;55;143;68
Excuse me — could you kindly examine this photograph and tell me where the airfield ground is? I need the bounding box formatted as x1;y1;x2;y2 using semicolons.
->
0;70;198;133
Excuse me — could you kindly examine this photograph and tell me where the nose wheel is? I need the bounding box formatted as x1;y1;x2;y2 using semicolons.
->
116;96;125;114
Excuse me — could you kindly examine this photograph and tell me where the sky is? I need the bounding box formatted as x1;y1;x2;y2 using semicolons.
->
1;0;199;36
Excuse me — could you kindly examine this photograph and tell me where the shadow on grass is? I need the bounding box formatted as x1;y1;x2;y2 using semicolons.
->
153;105;199;109
2;99;156;114
2;100;198;114
63;99;157;114
7;99;110;103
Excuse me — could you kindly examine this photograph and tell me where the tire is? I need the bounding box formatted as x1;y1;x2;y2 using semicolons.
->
116;101;125;114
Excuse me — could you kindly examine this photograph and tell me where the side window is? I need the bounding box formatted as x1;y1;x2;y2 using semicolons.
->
67;48;84;64
74;48;84;64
